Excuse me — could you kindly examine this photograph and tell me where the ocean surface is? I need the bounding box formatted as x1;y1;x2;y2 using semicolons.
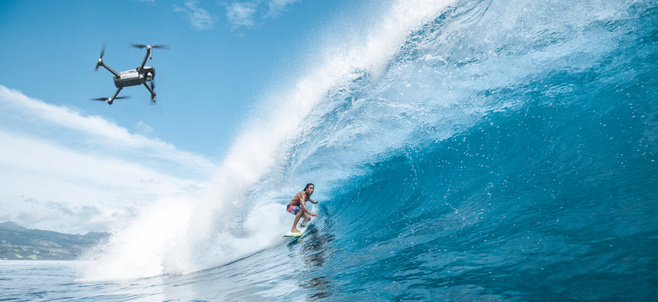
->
2;0;658;300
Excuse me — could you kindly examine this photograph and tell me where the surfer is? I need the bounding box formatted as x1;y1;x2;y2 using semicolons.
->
286;183;319;234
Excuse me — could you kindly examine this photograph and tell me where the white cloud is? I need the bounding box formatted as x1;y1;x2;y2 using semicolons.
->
171;0;301;31
8;196;138;234
174;0;218;31
264;0;300;19
0;85;217;234
0;86;216;179
223;0;301;30
226;2;258;29
135;120;154;135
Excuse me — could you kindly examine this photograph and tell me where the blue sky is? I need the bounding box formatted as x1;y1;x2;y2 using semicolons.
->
0;0;357;157
0;0;449;234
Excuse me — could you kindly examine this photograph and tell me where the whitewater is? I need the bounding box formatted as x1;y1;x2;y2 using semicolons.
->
3;0;657;300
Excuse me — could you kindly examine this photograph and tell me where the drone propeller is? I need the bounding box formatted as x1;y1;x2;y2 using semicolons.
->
94;47;106;72
133;44;169;61
131;44;169;50
90;96;130;102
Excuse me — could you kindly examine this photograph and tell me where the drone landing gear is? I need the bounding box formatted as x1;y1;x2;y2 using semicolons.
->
143;82;156;103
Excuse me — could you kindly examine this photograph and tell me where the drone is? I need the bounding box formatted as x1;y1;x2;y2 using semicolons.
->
92;44;168;105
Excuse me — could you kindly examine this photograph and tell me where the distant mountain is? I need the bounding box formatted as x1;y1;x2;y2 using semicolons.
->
0;221;26;231
0;221;110;260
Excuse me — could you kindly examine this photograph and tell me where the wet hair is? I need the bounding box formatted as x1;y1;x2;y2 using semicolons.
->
304;183;315;191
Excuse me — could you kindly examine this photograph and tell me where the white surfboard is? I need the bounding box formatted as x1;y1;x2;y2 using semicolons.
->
282;219;312;237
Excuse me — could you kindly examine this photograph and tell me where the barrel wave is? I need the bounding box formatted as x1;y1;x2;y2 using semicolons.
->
81;0;658;300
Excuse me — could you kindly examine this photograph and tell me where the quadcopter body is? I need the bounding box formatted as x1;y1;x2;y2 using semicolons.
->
114;66;155;88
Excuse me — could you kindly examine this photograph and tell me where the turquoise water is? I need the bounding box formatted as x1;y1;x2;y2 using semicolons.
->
2;0;657;300
295;1;658;299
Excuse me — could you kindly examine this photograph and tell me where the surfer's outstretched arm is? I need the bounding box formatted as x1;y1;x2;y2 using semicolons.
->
300;197;318;217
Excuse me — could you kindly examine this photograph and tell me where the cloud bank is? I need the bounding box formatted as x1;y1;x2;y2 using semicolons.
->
0;85;217;234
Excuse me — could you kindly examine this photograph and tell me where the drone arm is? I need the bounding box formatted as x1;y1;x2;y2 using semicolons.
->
98;61;121;78
138;47;152;70
109;87;123;104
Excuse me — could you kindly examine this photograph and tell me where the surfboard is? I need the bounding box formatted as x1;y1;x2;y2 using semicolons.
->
282;219;312;237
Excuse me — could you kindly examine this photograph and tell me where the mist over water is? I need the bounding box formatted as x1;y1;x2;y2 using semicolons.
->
78;0;658;300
